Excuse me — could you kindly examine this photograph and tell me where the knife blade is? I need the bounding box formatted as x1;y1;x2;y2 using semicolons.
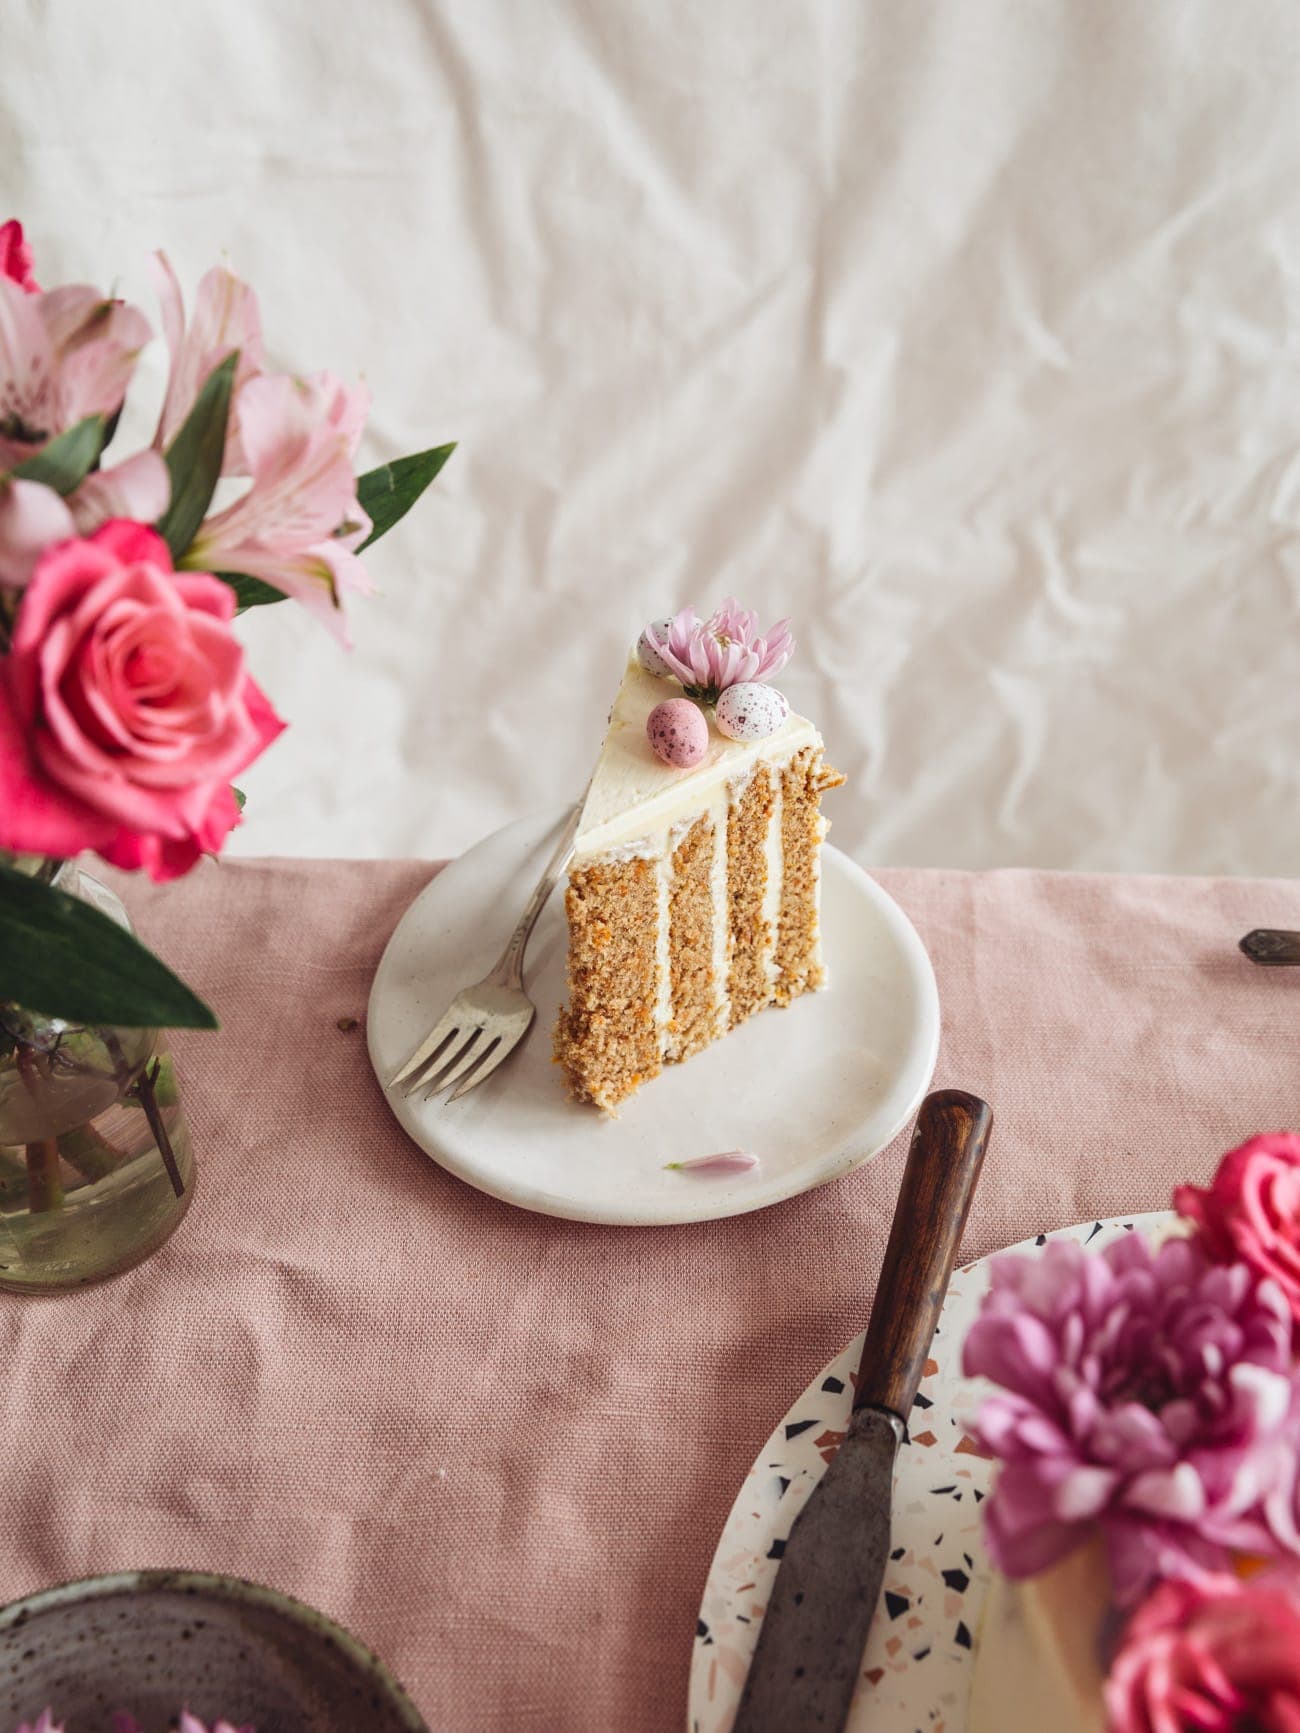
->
732;1088;993;1733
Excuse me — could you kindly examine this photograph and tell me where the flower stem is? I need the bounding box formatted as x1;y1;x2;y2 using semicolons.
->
24;1139;64;1212
131;1059;184;1199
15;1043;66;1211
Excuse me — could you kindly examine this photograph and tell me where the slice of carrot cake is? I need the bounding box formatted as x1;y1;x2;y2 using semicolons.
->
553;598;843;1112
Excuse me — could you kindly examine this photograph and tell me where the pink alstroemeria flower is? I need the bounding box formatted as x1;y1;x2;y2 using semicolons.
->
151;251;265;472
66;450;171;536
14;1712;62;1733
184;370;373;642
0;275;152;472
643;598;794;703
0;219;40;294
0;452;171;590
0;478;79;588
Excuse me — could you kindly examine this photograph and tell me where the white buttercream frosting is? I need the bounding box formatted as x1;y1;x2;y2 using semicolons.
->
573;656;822;865
706;784;733;1037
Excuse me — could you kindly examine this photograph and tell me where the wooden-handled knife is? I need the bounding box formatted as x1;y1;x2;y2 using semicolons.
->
732;1088;993;1732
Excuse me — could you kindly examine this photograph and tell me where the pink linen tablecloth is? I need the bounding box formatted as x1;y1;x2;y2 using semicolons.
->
2;858;1298;1731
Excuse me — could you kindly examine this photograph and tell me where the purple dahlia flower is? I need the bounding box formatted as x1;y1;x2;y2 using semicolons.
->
962;1232;1296;1603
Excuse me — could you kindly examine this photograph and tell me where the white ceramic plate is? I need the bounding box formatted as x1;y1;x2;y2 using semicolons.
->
366;806;940;1226
689;1211;1175;1731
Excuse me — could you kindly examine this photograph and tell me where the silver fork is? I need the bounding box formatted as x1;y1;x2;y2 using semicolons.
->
388;803;584;1102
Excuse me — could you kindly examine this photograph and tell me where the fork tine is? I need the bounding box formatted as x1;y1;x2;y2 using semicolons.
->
400;1025;464;1095
390;1008;462;1091
401;1029;467;1097
421;1027;487;1097
401;1036;465;1098
447;1033;513;1101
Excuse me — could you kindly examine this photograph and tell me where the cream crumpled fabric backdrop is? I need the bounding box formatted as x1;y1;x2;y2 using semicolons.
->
5;0;1299;874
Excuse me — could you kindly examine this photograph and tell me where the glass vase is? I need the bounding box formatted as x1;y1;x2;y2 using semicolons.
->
0;862;195;1293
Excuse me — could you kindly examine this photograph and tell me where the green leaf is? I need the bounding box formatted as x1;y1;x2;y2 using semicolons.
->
10;416;107;496
216;571;288;611
156;352;239;562
356;442;455;551
0;864;218;1030
232;785;246;812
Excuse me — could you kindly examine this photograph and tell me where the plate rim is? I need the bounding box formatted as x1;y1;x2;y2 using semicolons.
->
367;806;941;1226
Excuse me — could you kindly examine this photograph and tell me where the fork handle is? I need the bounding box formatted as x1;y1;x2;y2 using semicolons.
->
487;803;584;990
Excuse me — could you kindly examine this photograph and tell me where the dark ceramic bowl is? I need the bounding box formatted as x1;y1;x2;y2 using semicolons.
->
0;1572;429;1733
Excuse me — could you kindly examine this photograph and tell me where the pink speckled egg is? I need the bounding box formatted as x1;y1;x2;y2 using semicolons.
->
637;618;677;680
647;698;708;767
715;681;789;741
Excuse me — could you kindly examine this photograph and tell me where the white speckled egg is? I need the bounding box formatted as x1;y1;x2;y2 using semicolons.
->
647;698;708;768
636;619;677;680
715;682;789;742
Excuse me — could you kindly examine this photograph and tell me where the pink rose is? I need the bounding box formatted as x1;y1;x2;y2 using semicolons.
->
0;218;39;294
1177;1135;1300;1328
0;520;284;881
1105;1573;1300;1732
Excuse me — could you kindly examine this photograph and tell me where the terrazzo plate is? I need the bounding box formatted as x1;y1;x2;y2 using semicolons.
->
367;805;940;1226
689;1210;1175;1732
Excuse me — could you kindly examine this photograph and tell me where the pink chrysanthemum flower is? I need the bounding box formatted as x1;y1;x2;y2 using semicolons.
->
962;1233;1297;1604
643;598;793;703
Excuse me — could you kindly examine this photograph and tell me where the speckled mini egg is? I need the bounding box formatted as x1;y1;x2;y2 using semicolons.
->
647;698;708;767
715;682;789;742
637;619;677;680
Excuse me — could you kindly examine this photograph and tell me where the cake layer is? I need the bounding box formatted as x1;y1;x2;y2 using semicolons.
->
727;765;777;1026
553;855;664;1110
775;746;832;1002
667;815;717;1063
